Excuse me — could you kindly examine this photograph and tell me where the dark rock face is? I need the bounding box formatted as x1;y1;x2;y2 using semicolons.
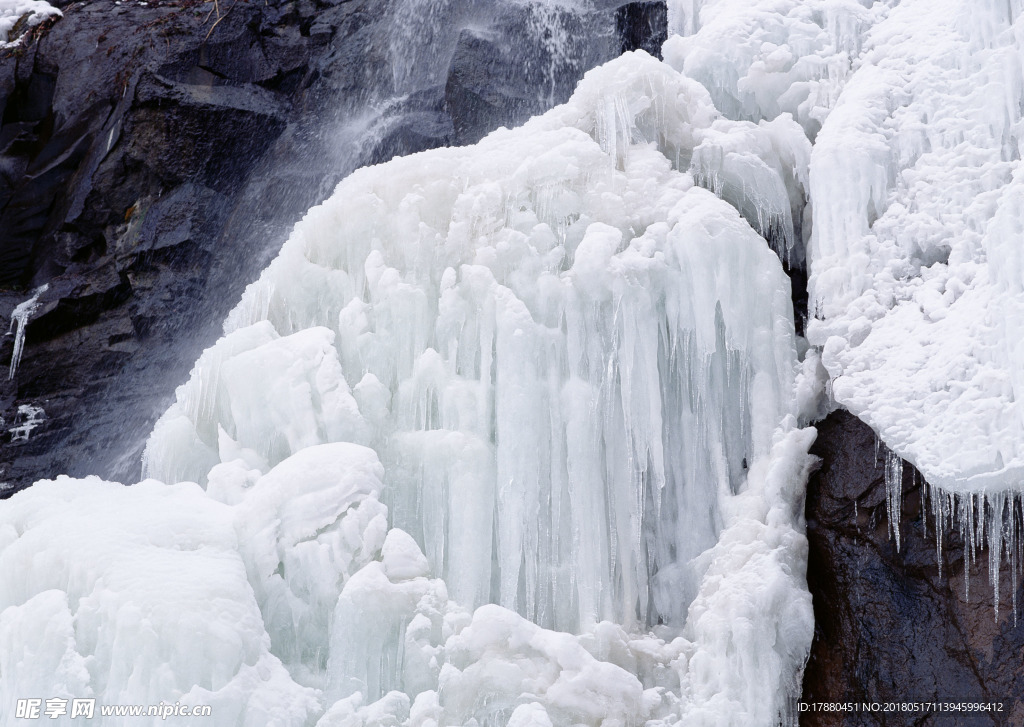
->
1;0;366;491
443;0;667;147
0;0;668;493
615;1;667;58
801;410;1024;726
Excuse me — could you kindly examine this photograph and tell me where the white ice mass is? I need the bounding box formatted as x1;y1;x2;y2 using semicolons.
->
137;49;815;726
3;0;1024;723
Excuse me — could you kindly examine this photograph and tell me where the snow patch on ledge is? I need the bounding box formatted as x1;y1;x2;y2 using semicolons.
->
7;404;44;442
0;0;60;46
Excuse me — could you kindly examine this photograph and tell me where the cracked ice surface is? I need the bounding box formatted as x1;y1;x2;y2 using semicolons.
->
0;51;816;727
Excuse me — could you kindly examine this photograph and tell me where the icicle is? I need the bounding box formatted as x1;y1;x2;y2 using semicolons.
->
6;284;48;380
918;471;926;533
875;450;1024;615
988;492;1004;620
1013;493;1023;625
961;493;973;602
932;485;945;578
883;448;903;552
917;481;1024;618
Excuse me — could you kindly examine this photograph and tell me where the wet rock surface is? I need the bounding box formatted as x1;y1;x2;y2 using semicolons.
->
801;410;1024;726
0;0;667;492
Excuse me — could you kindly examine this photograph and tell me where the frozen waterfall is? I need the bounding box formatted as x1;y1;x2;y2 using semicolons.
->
1;43;816;727
138;50;816;725
667;0;1024;609
4;0;1024;724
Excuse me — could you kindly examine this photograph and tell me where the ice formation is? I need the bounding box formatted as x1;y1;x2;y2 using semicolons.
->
7;404;44;442
0;476;321;725
1;48;816;727
665;0;1024;608
665;0;891;138
807;0;1024;491
801;0;1024;598
143;49;815;724
6;284;47;380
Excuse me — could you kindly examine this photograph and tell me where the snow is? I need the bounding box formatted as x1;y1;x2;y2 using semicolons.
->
1;48;815;727
807;0;1024;490
661;0;891;270
7;404;44;442
664;0;1024;609
665;0;892;140
0;0;59;46
0;477;320;726
678;427;816;726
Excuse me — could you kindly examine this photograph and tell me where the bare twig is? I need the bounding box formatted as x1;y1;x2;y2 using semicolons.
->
202;0;219;24
204;0;237;41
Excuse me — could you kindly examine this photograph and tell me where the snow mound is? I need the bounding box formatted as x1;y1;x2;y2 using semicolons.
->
0;476;320;726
